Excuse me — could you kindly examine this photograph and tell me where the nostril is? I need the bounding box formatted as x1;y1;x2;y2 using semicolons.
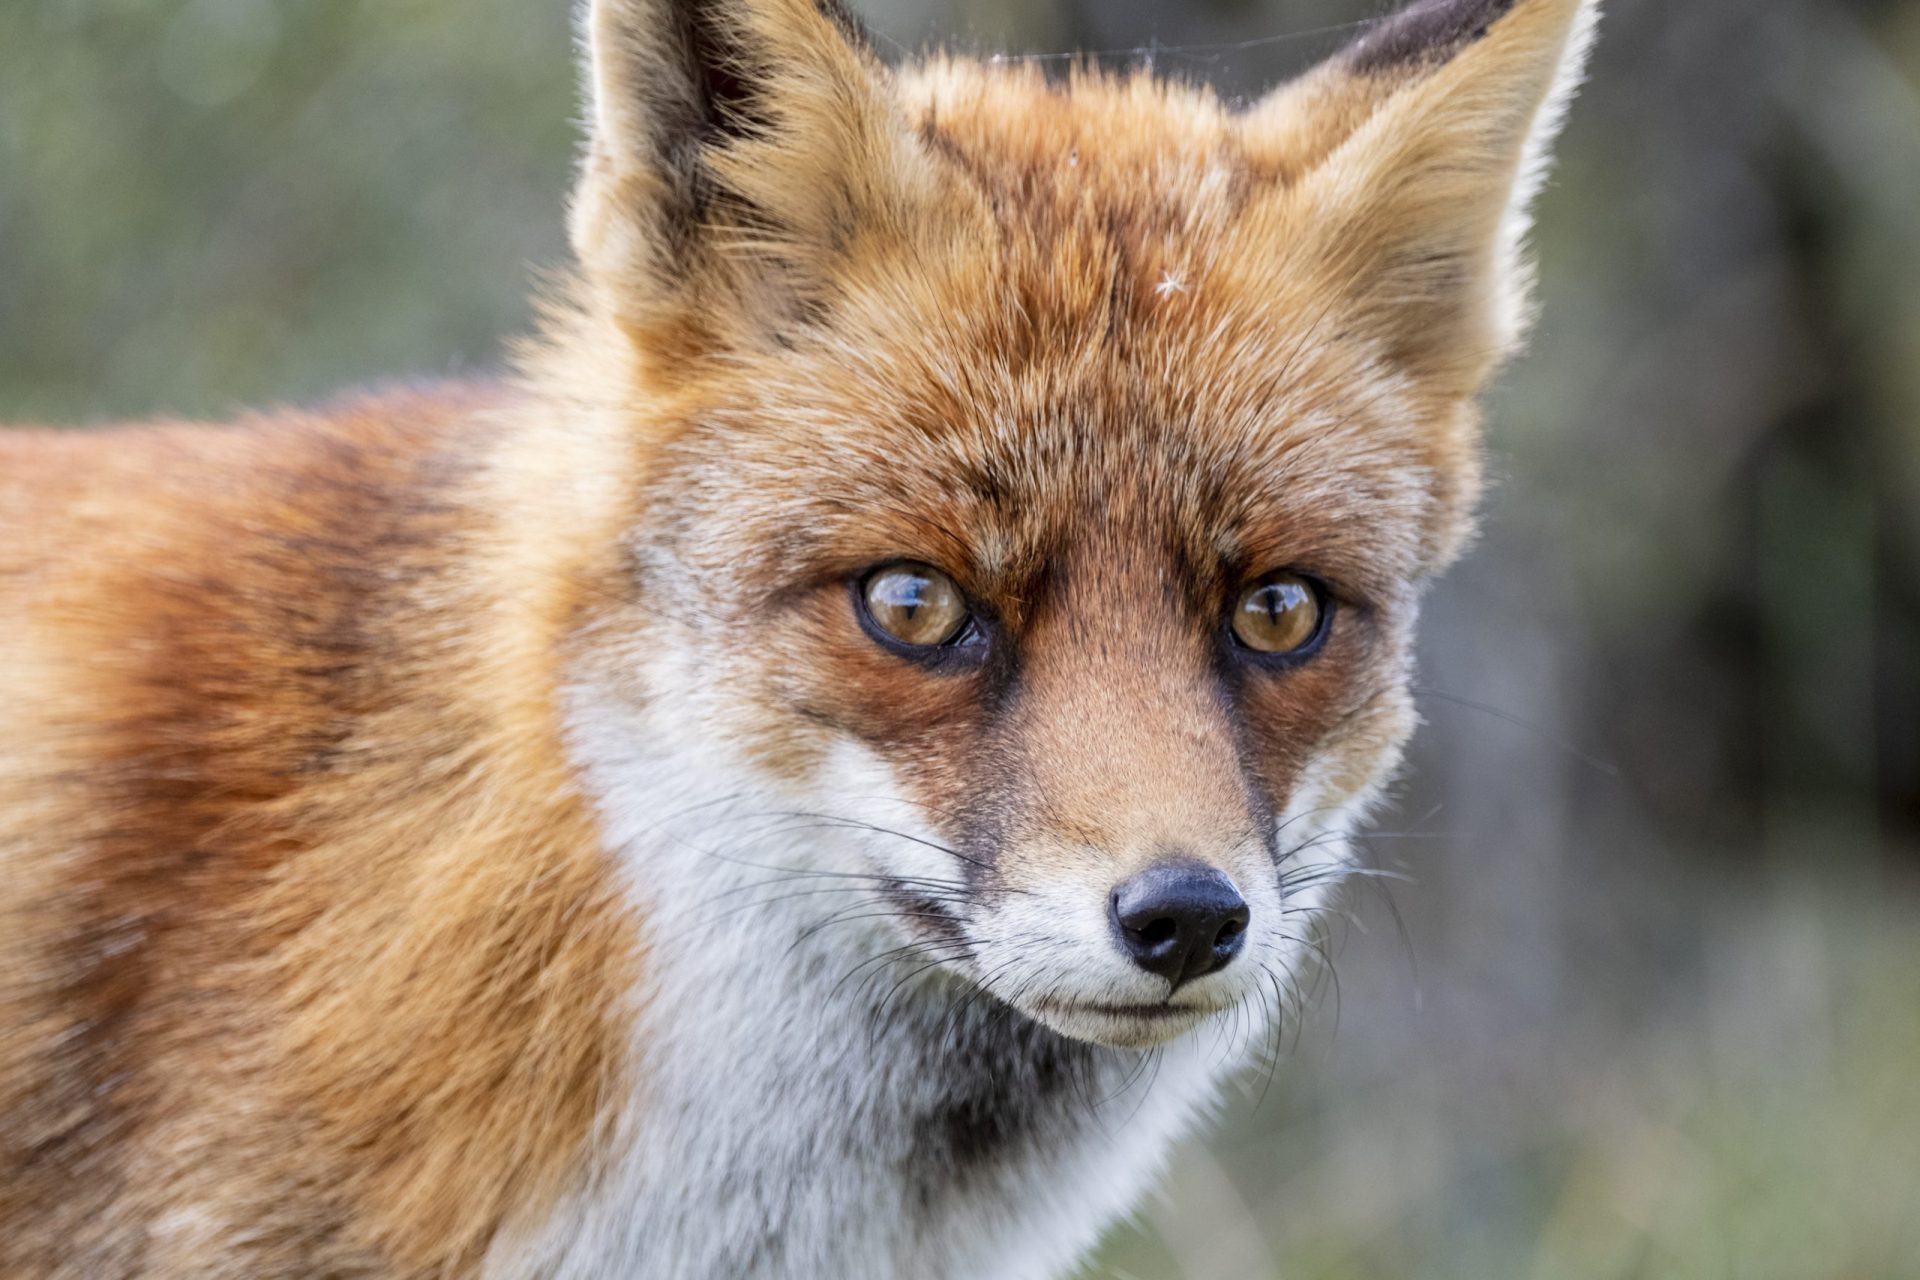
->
1135;917;1179;947
1214;916;1246;944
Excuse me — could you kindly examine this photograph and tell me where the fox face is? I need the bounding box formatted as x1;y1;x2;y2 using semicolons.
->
555;0;1597;1051
611;350;1425;1051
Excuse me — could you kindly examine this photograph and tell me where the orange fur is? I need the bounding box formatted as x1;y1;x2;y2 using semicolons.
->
0;0;1594;1273
1;396;642;1274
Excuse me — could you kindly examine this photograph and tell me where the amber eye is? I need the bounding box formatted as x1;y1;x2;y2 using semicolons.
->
1230;572;1326;657
860;562;972;649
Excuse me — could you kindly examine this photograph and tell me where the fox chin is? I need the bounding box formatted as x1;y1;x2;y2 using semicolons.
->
0;0;1598;1276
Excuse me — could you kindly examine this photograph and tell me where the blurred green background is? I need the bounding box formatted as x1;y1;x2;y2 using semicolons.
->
4;1;1918;1276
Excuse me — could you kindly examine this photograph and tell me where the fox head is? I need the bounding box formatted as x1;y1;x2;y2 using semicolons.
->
547;0;1597;1049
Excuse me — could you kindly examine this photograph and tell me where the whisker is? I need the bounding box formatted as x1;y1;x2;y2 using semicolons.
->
871;953;972;1046
787;908;966;954
828;938;971;1007
764;811;1000;875
935;955;1024;1053
1412;684;1621;778
1112;1046;1165;1131
1253;965;1289;1112
661;878;971;946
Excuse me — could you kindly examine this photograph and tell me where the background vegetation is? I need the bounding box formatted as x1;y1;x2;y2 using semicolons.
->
4;0;1917;1275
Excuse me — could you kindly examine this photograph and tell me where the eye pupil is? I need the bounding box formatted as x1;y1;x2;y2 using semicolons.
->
1231;572;1325;657
862;563;970;649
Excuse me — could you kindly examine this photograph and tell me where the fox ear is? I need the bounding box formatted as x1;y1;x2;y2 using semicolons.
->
570;0;932;362
1250;0;1599;389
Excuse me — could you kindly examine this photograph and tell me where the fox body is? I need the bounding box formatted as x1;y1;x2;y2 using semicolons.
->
0;0;1596;1276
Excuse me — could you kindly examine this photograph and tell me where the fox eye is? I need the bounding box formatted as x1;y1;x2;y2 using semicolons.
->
1230;572;1328;658
860;563;973;649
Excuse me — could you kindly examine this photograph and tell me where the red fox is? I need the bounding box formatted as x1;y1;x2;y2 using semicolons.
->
0;0;1597;1274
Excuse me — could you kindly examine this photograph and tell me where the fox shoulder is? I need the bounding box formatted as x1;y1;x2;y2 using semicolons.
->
0;385;645;1275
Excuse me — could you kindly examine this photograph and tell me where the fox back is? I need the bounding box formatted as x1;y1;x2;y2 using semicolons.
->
0;1;1597;1276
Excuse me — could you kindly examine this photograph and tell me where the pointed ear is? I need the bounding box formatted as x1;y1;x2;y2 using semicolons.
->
1251;0;1599;389
570;0;936;362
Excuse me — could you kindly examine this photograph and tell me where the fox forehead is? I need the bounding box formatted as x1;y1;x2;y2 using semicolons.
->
646;357;1446;646
654;334;1438;617
619;62;1481;601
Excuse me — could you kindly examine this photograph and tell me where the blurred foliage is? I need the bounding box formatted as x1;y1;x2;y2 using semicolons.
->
4;1;1919;1276
0;0;574;420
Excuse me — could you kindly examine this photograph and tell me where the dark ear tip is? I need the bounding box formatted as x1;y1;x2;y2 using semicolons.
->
1345;0;1520;75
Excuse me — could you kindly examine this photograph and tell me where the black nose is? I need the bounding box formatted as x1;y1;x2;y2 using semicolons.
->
1109;860;1250;989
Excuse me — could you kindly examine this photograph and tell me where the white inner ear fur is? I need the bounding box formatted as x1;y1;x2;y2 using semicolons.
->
1493;0;1602;350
